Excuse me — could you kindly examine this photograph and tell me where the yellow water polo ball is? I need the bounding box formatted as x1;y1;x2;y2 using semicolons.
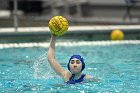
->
110;29;124;40
48;16;69;36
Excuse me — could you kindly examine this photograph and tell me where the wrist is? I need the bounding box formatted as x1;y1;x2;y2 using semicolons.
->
51;34;56;42
51;34;56;38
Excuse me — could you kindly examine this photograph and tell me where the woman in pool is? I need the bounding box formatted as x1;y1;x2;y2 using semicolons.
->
47;34;96;84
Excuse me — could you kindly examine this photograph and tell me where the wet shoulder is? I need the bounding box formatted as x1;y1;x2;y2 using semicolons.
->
84;75;101;82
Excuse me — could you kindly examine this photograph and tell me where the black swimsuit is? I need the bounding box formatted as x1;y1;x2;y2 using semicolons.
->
66;74;86;84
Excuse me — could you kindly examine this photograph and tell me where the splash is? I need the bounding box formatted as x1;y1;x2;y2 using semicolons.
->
33;52;56;79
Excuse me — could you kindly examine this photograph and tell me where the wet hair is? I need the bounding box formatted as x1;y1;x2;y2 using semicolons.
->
67;55;85;72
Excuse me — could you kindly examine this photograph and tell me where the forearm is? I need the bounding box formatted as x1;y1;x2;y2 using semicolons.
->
48;35;56;59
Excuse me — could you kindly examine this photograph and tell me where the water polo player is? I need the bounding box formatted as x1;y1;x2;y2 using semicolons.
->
47;34;93;84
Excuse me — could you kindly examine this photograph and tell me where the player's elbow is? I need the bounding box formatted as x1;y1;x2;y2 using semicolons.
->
48;56;54;63
48;52;55;60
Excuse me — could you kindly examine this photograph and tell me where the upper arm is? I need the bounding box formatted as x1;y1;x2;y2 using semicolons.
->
47;58;66;76
48;57;71;80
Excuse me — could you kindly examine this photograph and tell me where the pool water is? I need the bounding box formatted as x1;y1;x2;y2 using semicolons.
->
0;43;140;93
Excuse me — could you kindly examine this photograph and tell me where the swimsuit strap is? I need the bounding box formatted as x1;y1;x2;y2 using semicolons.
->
69;74;75;80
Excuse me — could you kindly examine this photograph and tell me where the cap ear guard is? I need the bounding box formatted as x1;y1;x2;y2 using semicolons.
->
67;55;85;72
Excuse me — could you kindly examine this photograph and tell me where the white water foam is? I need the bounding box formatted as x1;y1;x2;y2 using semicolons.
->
33;52;56;79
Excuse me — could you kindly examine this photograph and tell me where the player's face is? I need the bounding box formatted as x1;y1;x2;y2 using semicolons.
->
69;58;82;74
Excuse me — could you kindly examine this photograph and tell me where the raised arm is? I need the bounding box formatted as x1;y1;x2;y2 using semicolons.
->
47;34;69;78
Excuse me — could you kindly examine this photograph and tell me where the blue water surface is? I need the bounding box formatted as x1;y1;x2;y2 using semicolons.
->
0;43;140;93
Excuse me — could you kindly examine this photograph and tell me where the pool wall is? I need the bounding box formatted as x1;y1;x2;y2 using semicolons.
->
0;25;140;43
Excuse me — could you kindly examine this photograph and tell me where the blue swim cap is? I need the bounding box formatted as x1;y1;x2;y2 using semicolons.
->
67;55;85;72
